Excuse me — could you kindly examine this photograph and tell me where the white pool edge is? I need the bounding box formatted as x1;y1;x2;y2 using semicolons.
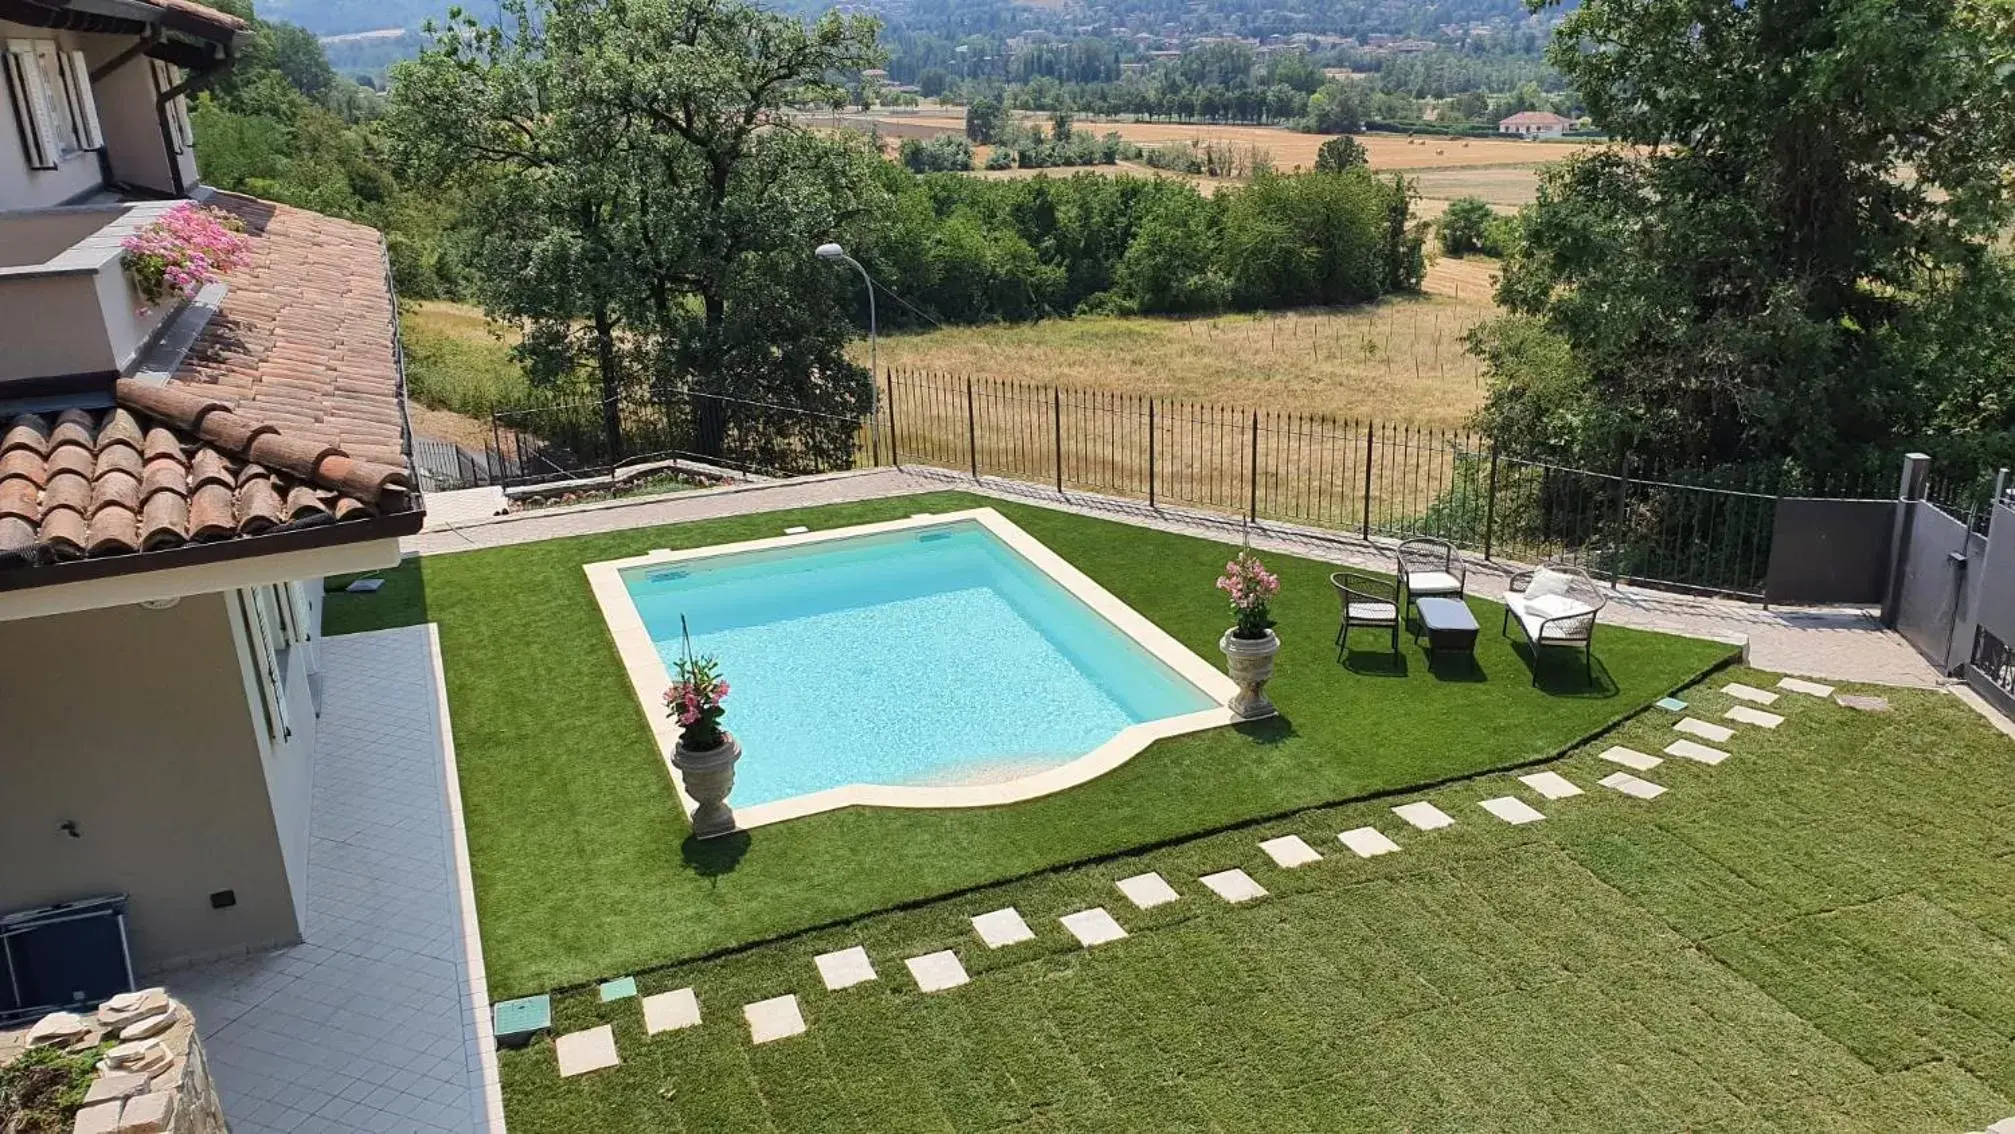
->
582;507;1243;829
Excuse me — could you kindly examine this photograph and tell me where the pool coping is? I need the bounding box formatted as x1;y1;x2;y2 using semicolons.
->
582;507;1243;829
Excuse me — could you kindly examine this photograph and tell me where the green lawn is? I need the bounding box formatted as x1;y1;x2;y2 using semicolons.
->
499;672;2015;1132
330;491;1730;995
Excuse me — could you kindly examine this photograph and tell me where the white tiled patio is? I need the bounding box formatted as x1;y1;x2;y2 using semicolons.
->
166;627;502;1134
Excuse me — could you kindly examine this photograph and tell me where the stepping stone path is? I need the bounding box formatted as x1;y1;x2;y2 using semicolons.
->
744;994;808;1044
1837;694;1891;712
642;988;701;1035
1115;872;1181;910
1665;738;1730;766
1392;801;1454;831
814;946;878;990
556;1025;620;1077
1518;771;1584;800
1338;827;1402;858
906;951;970;993
1259;835;1323;868
1199;869;1268;903
1725;705;1784;729
1059;908;1128;948
971;907;1036;949
1598;745;1662;771
598;977;637;1002
1599;772;1667;800
783;526;810;534
1722;682;1781;706
1674;717;1736;744
1778;676;1836;697
1479;797;1545;825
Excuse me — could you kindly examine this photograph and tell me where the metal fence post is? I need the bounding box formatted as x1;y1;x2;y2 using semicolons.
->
886;369;901;468
1882;451;1932;627
965;376;979;481
1361;422;1375;540
1613;453;1632;587
1248;411;1260;524
1483;443;1500;561
1148;399;1157;510
1053;386;1063;496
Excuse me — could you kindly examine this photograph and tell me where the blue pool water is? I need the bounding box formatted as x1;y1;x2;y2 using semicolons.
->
622;520;1216;807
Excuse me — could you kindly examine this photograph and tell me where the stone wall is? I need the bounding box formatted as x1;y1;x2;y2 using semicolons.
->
0;992;227;1134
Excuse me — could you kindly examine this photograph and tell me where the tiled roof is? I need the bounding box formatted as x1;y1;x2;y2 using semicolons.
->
1500;111;1572;125
144;0;247;32
170;194;407;469
0;380;410;569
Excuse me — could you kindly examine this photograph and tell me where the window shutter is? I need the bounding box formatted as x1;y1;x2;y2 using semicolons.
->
241;588;294;744
4;42;54;169
151;58;191;152
62;50;101;150
29;42;76;154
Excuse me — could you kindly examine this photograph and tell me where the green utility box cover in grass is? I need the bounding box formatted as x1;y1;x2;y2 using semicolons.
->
494;994;551;1049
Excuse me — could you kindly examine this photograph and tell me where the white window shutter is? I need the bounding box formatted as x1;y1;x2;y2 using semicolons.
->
63;50;101;149
5;42;54;168
242;587;294;743
151;58;190;151
29;42;76;154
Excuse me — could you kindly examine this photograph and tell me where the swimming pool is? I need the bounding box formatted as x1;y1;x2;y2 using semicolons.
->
586;509;1237;827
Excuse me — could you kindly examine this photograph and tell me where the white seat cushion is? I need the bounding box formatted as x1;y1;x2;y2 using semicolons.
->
1524;567;1574;600
1513;593;1595;641
1405;570;1462;595
1348;602;1398;622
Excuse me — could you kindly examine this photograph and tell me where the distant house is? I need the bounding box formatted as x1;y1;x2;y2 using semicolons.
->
1499;110;1573;138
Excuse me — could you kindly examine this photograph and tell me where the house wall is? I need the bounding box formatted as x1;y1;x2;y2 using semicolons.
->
0;21;103;209
0;592;304;971
89;39;193;195
226;585;321;931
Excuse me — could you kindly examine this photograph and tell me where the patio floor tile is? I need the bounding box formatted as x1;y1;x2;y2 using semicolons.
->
1597;745;1662;771
1599;772;1667;800
1518;771;1584;800
1258;835;1323;868
1666;738;1730;765
1777;676;1837;697
1115;872;1181;910
555;1026;619;1077
1059;908;1129;948
1722;682;1781;706
1337;827;1401;858
744;995;807;1044
1391;801;1454;831
971;908;1036;949
1479;797;1545;825
814;946;878;991
905;951;970;993
641;988;701;1035
1726;705;1785;729
1199;869;1268;903
1674;717;1737;744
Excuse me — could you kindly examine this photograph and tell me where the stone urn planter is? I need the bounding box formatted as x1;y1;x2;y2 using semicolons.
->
1219;629;1281;719
672;731;742;839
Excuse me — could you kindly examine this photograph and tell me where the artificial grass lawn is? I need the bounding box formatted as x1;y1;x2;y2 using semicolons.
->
501;673;2015;1132
328;491;1730;995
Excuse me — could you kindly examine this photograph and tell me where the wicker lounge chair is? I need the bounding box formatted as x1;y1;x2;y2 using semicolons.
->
1501;563;1607;684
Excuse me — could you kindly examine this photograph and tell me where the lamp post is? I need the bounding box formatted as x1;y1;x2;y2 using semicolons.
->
816;242;876;381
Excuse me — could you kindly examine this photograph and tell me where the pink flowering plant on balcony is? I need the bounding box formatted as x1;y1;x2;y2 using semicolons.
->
121;203;249;311
664;652;730;751
1216;550;1280;639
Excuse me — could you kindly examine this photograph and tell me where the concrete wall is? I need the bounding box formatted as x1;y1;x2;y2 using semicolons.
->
0;21;104;208
0;593;303;971
1977;504;2015;648
230;586;320;930
1893;501;1984;674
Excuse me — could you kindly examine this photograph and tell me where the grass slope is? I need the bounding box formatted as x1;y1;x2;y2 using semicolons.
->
329;492;1729;994
500;673;2015;1132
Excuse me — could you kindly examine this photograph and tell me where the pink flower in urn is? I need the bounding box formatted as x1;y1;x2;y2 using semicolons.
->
1216;551;1280;640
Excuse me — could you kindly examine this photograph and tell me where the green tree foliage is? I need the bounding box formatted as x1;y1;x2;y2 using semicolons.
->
964;96;1007;142
1297;79;1366;134
899;135;974;172
1472;0;2015;477
1436;196;1493;256
1313;135;1367;172
917;67;949;98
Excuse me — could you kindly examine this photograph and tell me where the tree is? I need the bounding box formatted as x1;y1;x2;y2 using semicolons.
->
1050;108;1073;142
965;96;1007;143
1313;135;1366;172
1299;79;1364;134
917;68;949;99
1471;0;2015;477
1437;196;1493;256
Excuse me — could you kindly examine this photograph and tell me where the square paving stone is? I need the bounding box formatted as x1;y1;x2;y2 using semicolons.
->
1259;834;1323;868
556;1025;620;1077
1199;869;1268;903
1778;676;1836;697
1518;771;1584;800
1479;797;1545;825
1115;872;1181;910
1674;717;1736;744
906;950;970;993
598;976;637;1002
1722;682;1781;706
1597;745;1661;771
1655;697;1689;712
1338;827;1402;858
744;995;808;1043
972;907;1036;949
1391;801;1454;831
1836;693;1891;712
1725;705;1784;729
1665;738;1730;765
1599;772;1667;800
641;987;701;1035
814;946;878;990
1059;907;1129;947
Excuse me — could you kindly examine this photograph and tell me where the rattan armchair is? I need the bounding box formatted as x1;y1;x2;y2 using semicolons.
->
1331;571;1400;660
1396;537;1467;616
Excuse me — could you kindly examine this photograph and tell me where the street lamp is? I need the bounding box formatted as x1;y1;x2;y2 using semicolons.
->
816;242;875;382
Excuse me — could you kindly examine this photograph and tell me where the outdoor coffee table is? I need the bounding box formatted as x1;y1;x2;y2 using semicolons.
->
1413;596;1479;669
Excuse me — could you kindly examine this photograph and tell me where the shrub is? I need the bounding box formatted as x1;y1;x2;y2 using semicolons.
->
1437;196;1496;256
899;135;973;173
1314;135;1368;172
